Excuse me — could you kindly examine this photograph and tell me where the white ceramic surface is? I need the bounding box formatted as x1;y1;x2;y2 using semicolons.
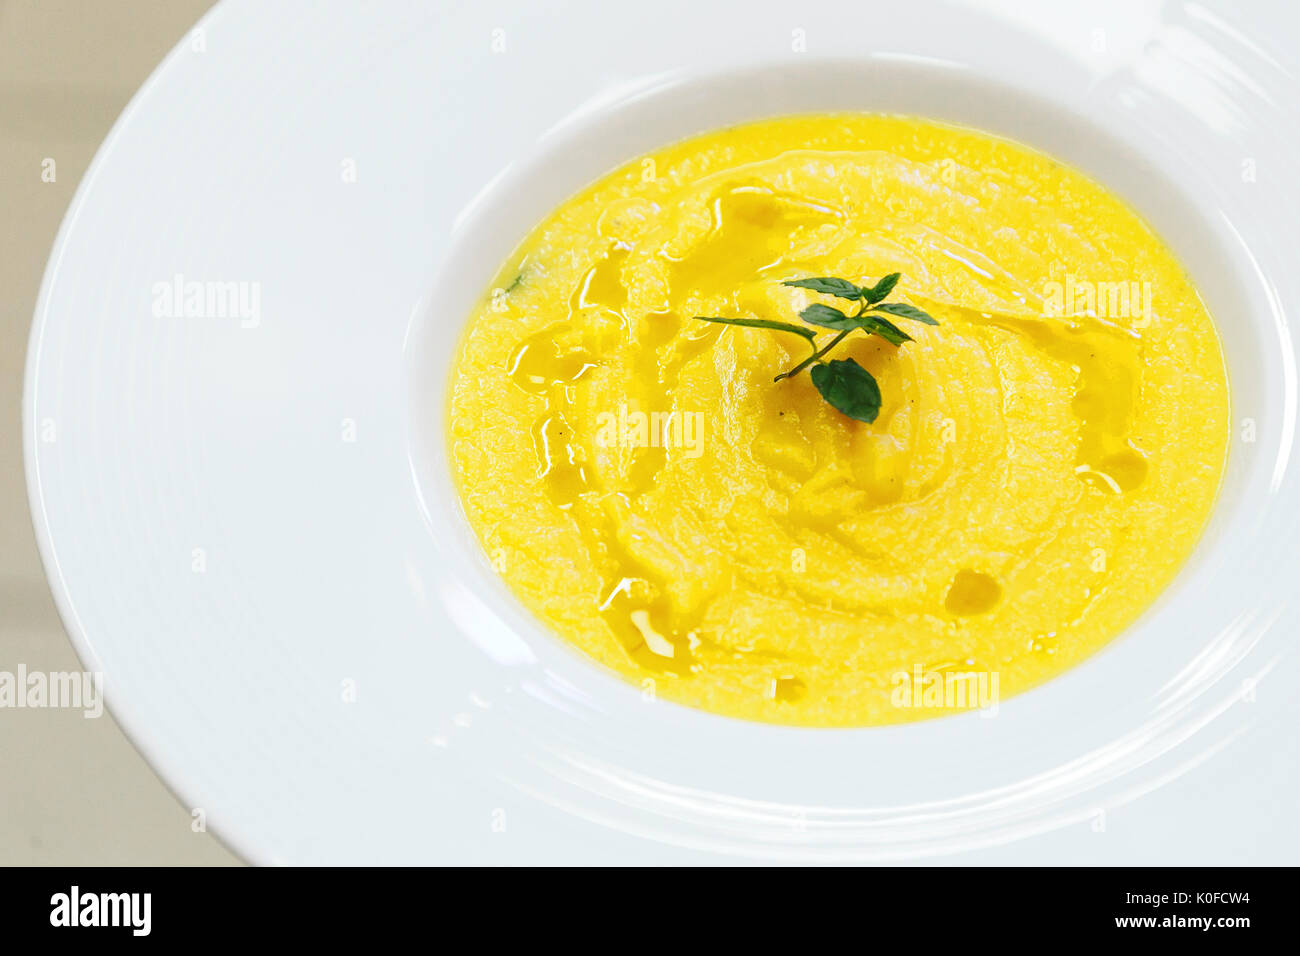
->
25;0;1300;863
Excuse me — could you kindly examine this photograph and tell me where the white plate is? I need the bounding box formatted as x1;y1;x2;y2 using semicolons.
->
25;0;1300;864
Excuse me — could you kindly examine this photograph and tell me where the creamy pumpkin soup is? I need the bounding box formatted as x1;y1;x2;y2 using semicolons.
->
447;115;1229;726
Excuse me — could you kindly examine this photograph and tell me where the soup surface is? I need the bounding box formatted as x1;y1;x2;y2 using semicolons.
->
447;114;1229;726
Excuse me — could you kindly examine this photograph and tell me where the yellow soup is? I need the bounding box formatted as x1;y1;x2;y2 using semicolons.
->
447;114;1229;726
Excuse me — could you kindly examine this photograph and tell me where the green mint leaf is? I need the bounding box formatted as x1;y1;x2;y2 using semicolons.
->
858;313;912;346
799;303;858;330
782;277;863;300
861;272;901;304
871;301;939;325
810;358;882;423
694;315;817;342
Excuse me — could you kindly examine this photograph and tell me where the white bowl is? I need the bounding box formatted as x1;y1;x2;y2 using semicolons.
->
26;0;1300;863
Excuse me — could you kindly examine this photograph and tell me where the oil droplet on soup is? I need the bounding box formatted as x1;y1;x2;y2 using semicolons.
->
945;570;1002;616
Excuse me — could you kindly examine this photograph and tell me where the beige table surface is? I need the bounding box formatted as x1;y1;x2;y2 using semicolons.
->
1;0;240;866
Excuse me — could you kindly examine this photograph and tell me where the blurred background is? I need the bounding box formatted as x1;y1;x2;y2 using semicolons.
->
1;0;237;864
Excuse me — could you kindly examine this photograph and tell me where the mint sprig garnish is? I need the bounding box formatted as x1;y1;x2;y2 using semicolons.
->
694;273;937;424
